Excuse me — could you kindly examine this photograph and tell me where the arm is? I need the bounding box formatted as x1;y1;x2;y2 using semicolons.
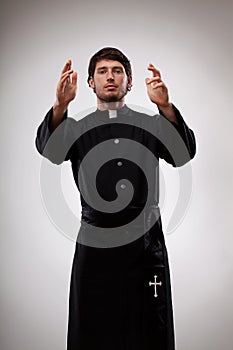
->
157;104;196;166
145;64;196;166
35;60;77;163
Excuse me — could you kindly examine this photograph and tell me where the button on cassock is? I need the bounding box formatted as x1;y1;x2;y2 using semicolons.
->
117;161;123;167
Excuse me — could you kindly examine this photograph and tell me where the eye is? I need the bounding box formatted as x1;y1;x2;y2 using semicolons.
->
98;69;106;74
114;68;123;74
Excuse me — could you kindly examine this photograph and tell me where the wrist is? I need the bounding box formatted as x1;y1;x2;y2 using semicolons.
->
157;102;172;111
53;101;69;114
157;102;178;124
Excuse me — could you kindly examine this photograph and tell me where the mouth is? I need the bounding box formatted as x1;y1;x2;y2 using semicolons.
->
105;84;117;89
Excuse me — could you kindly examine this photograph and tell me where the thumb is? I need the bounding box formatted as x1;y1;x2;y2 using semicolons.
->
145;78;150;85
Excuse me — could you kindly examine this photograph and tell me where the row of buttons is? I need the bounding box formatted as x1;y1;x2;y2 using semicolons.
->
114;139;123;167
114;138;126;189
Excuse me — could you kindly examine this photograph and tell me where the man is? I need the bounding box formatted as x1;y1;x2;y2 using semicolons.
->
35;47;196;350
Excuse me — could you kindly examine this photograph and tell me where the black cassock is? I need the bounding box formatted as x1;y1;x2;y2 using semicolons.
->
35;104;196;350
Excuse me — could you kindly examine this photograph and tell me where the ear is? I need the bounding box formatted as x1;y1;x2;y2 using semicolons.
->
127;76;133;89
89;77;95;89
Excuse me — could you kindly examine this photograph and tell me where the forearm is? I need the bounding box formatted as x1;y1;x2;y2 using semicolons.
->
35;106;73;164
157;103;196;166
50;102;69;131
157;103;178;124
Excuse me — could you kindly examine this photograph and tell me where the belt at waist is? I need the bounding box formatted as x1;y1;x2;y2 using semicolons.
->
77;203;163;248
81;204;160;228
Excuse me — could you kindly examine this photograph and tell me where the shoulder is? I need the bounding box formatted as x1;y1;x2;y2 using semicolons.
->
126;106;162;128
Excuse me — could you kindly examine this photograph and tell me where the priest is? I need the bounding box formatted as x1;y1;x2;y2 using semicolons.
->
35;47;196;350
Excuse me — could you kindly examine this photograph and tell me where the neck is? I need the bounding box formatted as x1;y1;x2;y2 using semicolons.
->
97;99;125;111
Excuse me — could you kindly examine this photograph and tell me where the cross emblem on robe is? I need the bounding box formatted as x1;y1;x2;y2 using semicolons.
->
149;275;162;297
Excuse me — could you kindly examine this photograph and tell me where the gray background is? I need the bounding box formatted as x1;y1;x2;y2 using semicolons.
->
1;0;232;349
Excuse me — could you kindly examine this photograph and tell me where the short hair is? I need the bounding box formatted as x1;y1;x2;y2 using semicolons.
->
87;47;132;86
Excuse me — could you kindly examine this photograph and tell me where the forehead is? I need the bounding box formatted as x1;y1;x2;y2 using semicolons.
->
95;59;125;70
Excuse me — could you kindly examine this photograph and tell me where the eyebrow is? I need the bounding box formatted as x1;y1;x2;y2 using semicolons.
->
96;66;123;70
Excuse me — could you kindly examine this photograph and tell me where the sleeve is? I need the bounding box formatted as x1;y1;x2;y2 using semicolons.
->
35;107;75;164
157;104;196;167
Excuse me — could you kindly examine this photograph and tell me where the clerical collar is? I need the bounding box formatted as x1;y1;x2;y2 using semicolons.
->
95;104;130;121
109;110;117;118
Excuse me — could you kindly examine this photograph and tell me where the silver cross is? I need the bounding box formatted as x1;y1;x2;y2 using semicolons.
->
149;275;162;297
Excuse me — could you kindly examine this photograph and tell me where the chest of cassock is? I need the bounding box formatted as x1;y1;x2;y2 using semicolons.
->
36;104;195;230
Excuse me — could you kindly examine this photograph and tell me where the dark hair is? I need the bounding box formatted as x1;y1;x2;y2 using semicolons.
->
87;47;132;85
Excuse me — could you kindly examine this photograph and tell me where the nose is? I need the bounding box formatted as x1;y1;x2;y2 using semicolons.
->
106;70;114;81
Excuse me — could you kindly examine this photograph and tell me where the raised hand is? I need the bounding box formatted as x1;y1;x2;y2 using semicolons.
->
145;64;178;123
145;64;170;108
51;61;77;131
55;60;78;108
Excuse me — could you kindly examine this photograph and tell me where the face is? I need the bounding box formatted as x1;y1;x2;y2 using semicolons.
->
89;59;132;103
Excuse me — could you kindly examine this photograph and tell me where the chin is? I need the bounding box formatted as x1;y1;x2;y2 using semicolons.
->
97;92;127;103
105;96;120;102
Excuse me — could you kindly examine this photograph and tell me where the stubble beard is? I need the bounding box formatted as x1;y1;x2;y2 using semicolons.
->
95;87;128;103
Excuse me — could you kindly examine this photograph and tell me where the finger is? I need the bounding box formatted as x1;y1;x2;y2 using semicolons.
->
151;82;167;90
60;70;73;81
60;69;73;79
71;71;78;86
145;76;161;85
61;60;72;75
147;63;161;78
59;71;73;86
